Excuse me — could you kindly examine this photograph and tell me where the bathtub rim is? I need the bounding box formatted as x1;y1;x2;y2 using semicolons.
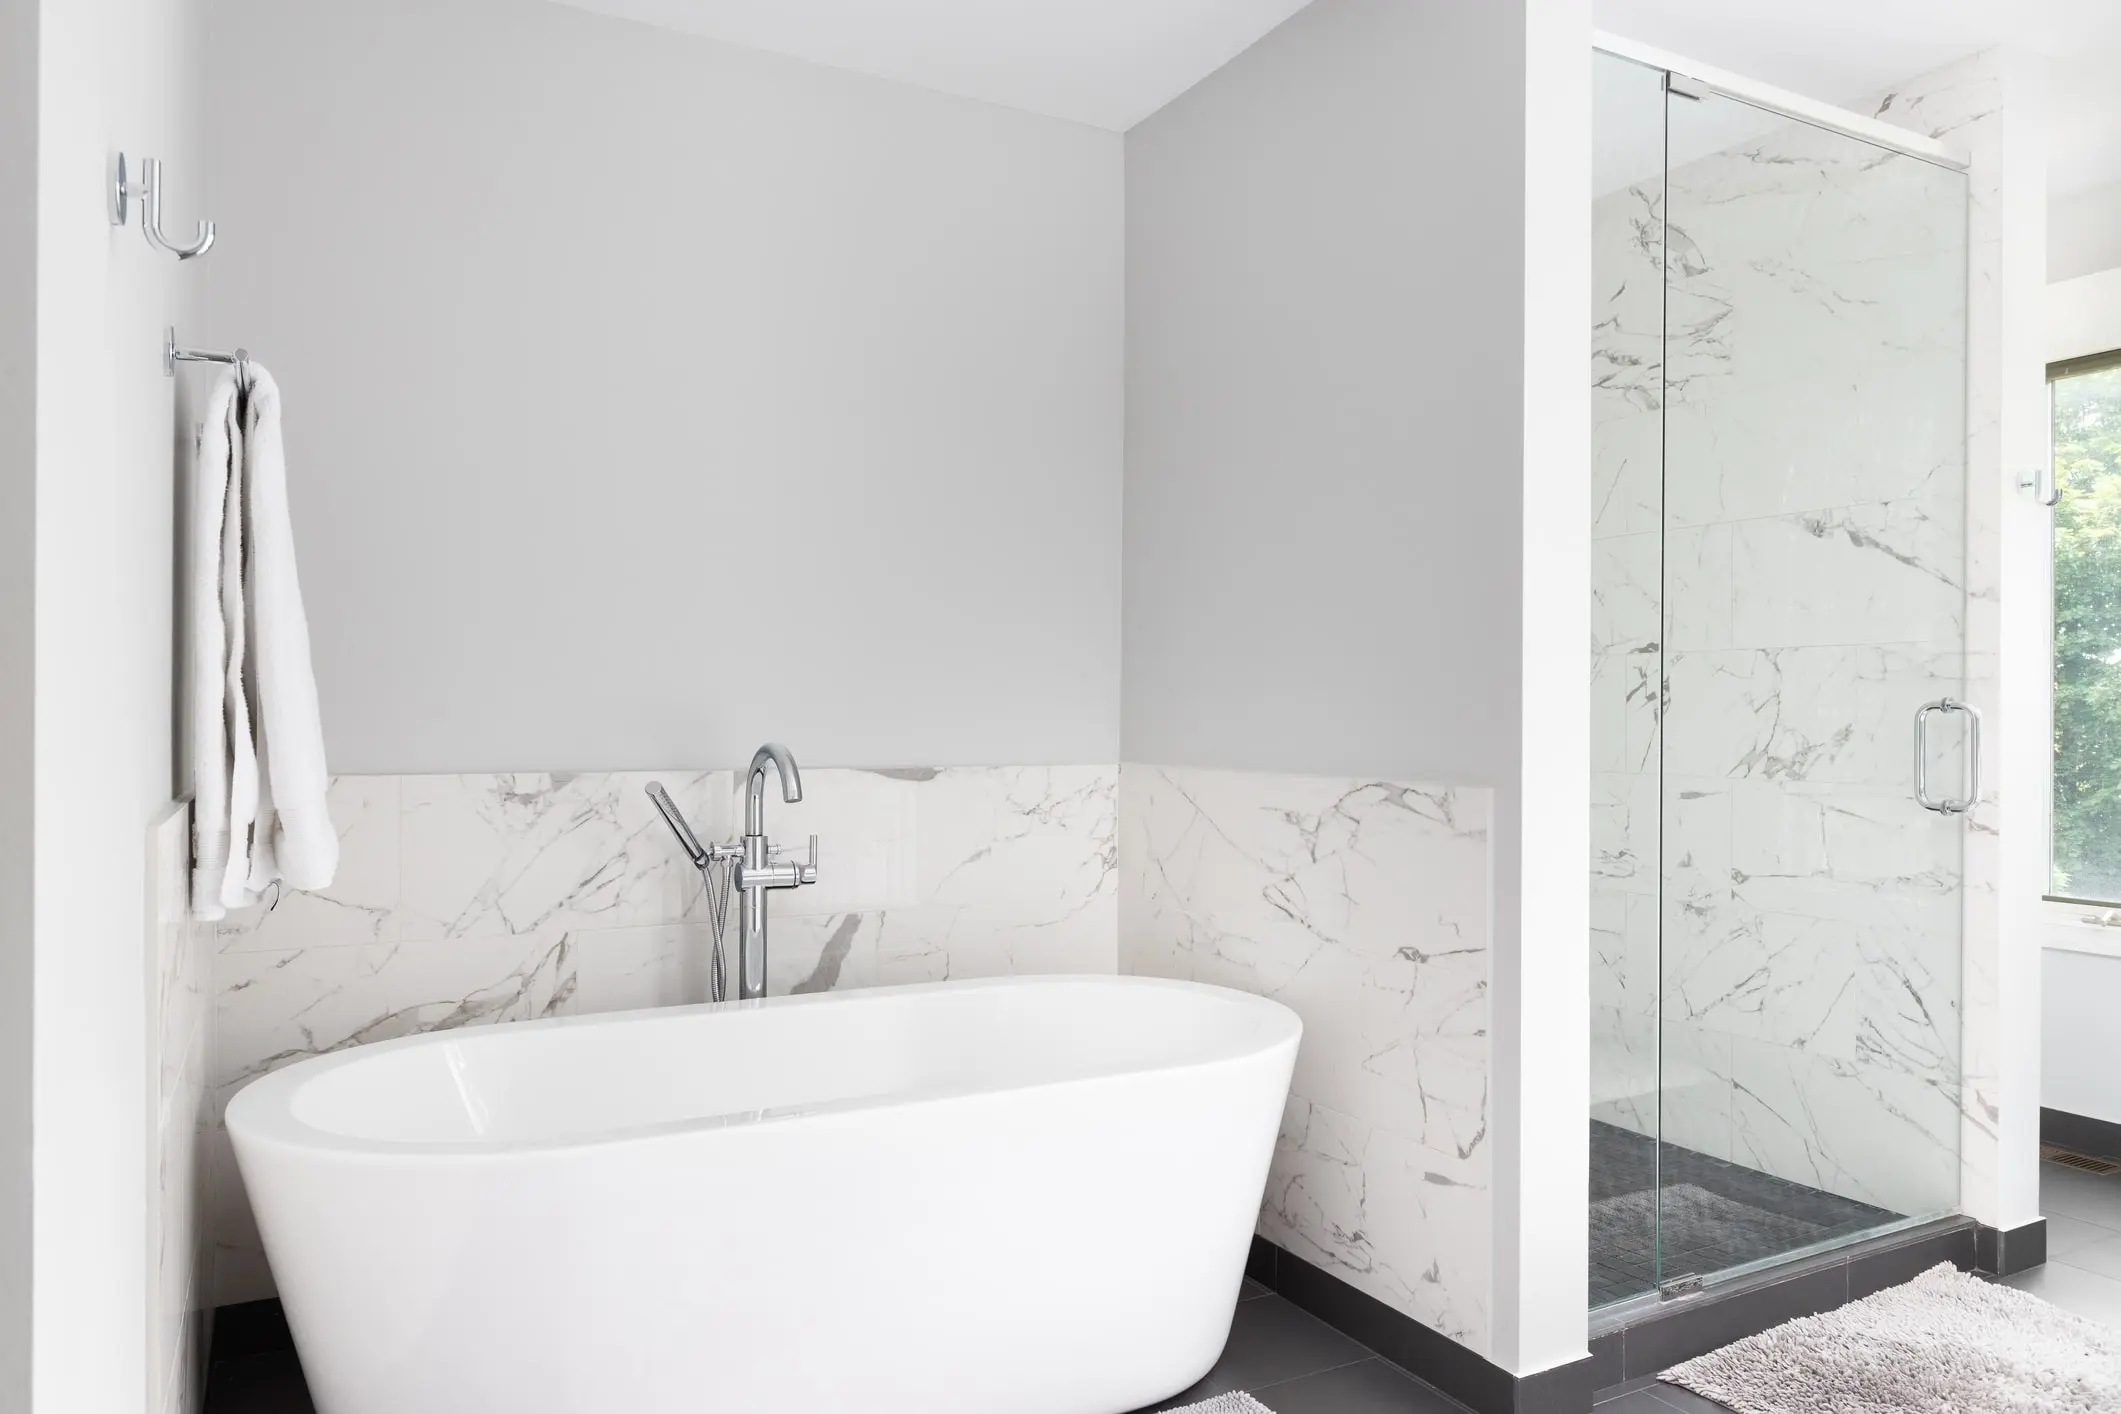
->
225;973;1301;1162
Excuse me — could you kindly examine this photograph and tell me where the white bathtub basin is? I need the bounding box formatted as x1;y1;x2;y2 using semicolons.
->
227;974;1301;1414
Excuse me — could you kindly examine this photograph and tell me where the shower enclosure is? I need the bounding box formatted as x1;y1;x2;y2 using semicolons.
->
1589;46;1971;1310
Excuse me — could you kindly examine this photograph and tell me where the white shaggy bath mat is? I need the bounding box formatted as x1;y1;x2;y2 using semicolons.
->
1164;1395;1274;1414
1662;1262;2121;1413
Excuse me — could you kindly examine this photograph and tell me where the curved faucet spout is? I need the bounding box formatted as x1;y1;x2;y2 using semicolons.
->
745;743;802;835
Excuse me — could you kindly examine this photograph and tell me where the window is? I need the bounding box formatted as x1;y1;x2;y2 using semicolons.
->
2050;350;2121;906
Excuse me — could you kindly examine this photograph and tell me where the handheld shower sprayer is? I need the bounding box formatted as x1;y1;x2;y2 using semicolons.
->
643;781;740;1002
646;781;708;869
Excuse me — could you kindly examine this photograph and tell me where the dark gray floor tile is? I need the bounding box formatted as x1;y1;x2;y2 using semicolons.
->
1596;1390;1694;1414
1253;1357;1469;1413
1593;1375;1663;1405
2056;1232;2121;1282
2043;1211;2121;1260
1137;1296;1372;1411
203;1353;313;1414
2005;1259;2121;1327
1649;1384;1734;1413
2038;1163;2121;1228
1242;1277;1272;1300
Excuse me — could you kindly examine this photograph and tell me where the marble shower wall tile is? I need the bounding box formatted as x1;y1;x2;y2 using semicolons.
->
1117;763;1492;1354
1727;1038;1961;1218
1725;505;1965;650
1593;180;1666;544
1591;166;1669;1159
206;764;1118;1305
1661;647;1966;788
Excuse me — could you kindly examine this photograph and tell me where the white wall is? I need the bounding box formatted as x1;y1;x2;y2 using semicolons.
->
2043;949;2121;1124
0;0;33;1402
2051;178;2121;284
2051;265;2121;362
201;0;1124;777
1122;0;1589;1378
1507;0;1591;1378
33;0;205;1408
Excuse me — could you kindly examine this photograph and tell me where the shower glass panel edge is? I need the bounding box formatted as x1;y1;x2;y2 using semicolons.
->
1589;46;1670;1311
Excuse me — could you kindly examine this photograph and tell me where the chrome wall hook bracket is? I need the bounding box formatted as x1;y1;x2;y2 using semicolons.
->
110;152;216;260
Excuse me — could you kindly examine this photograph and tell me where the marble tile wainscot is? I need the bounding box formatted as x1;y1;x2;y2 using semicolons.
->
204;765;1119;1305
1118;764;1496;1359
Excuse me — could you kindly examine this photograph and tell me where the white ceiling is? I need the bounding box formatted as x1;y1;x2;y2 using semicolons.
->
544;0;2121;190
1596;0;2121;196
545;0;1315;131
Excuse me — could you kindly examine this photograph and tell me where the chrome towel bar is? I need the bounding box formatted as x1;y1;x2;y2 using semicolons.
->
163;327;249;381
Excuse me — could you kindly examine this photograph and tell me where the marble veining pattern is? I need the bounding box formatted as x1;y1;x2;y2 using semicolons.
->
1590;79;1970;1221
1118;764;1492;1352
206;764;1117;1304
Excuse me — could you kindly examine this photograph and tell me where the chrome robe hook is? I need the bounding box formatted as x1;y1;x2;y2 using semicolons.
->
110;153;216;260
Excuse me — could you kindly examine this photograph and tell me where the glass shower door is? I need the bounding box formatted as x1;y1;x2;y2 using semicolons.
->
1652;82;1969;1286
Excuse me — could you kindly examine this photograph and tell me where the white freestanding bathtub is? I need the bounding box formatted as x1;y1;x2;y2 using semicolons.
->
226;975;1300;1414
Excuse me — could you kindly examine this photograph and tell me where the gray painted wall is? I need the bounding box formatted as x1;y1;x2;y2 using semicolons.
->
0;0;31;1401
1121;0;1527;786
203;0;1124;775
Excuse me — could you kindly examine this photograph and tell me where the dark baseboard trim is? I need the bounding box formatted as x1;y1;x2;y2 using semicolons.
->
1585;1217;1976;1395
1976;1217;2048;1277
207;1298;292;1366
1247;1237;1593;1414
2042;1106;2121;1164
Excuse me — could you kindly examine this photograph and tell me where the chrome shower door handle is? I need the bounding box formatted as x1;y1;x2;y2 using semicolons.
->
1914;698;1980;815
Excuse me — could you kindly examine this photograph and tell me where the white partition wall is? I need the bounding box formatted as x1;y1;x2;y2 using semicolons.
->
1122;0;1592;1383
29;0;208;1409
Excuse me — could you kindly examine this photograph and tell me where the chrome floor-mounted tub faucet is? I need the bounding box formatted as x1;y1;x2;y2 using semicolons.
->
645;742;820;1001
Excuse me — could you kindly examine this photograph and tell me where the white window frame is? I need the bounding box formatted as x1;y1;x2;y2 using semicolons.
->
2043;269;2121;956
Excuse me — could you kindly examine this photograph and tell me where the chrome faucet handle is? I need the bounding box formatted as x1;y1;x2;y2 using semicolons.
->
766;835;821;884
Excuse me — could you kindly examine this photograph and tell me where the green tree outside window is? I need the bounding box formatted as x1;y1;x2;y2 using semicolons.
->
2053;363;2121;901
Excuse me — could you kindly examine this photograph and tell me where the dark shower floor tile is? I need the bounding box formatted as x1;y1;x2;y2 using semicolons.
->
1588;1120;1902;1306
